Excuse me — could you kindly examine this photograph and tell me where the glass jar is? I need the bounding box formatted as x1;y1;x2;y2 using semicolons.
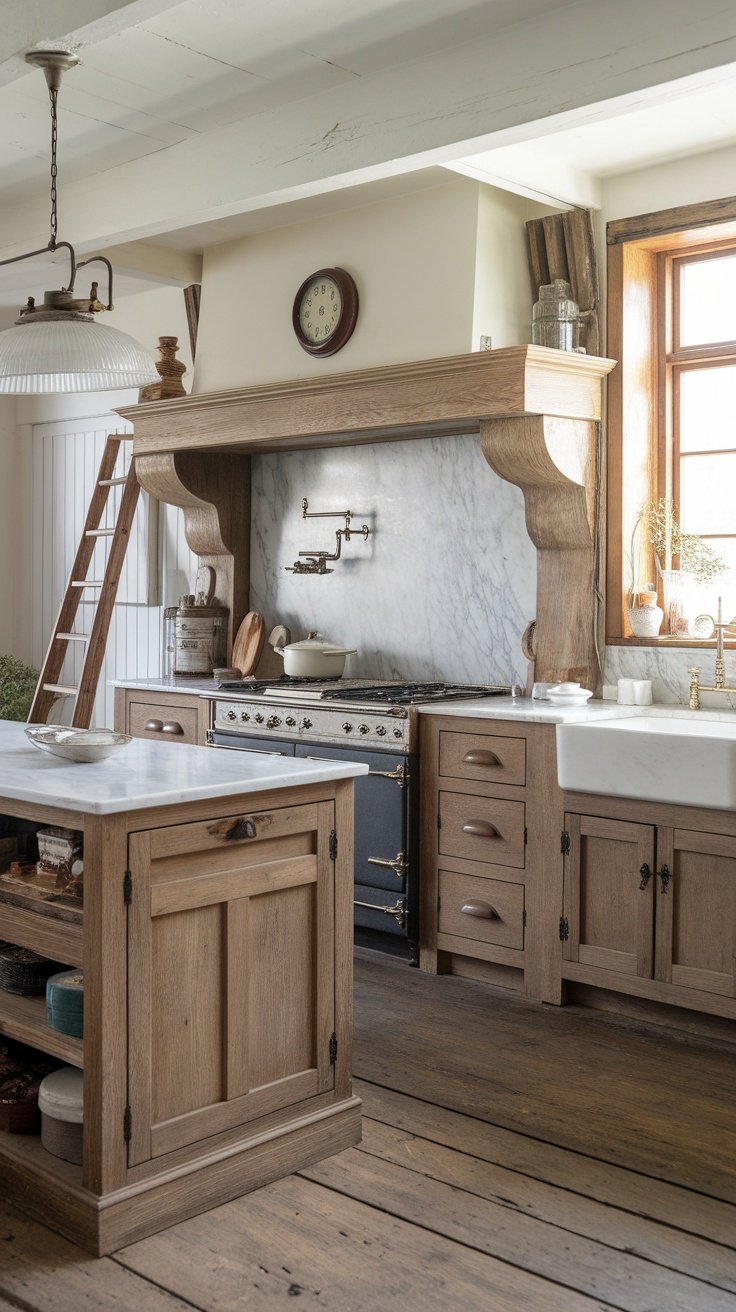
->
162;607;178;682
532;279;581;352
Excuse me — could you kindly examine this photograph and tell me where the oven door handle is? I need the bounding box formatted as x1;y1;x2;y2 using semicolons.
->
206;732;289;757
355;896;407;927
300;755;409;787
367;851;408;880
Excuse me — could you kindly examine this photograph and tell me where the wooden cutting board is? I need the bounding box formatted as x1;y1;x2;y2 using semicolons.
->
231;611;265;676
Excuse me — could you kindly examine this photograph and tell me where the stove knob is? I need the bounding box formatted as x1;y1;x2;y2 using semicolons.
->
342;722;354;734
393;728;403;738
255;713;264;724
266;715;282;729
301;717;312;730
241;711;250;722
359;724;370;735
375;725;387;737
285;716;297;727
227;710;236;721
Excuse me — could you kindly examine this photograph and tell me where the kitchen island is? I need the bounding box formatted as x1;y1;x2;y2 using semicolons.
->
0;721;366;1254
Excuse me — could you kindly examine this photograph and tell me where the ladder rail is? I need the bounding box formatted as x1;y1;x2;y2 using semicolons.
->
28;435;134;726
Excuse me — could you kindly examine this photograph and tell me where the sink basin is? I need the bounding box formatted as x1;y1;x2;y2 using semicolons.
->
556;714;736;810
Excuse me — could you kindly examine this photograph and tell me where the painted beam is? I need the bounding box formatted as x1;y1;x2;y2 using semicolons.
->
0;0;182;86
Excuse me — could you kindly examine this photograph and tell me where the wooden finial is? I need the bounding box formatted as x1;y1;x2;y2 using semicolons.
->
139;336;187;402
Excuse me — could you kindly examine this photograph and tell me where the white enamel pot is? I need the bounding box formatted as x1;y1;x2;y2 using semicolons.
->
274;634;357;678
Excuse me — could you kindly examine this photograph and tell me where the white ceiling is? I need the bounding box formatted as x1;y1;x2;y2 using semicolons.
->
1;0;736;309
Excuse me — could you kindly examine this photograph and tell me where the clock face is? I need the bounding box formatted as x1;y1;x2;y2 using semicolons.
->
292;267;359;357
299;276;342;346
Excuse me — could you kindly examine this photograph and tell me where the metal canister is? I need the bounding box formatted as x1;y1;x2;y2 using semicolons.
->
174;606;228;675
162;607;178;683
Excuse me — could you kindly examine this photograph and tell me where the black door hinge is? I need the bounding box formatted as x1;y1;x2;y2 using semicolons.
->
329;830;338;861
561;831;571;856
524;826;528;846
329;1032;338;1065
123;869;132;905
559;916;569;941
123;1104;132;1143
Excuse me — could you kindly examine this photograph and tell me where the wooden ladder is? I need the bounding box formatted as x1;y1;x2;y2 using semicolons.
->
28;434;141;728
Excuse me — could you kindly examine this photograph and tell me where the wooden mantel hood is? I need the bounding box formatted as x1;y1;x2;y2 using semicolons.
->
122;345;616;692
118;345;615;456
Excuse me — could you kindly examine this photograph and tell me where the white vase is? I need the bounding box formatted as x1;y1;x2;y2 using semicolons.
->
628;604;664;638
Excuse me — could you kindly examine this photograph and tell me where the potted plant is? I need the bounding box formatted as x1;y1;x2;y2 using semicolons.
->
628;499;726;636
0;655;39;722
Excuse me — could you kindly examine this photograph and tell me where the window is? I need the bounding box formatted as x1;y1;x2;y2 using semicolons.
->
607;200;736;643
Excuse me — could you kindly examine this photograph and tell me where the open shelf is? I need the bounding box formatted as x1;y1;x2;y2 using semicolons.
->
0;991;82;1067
0;1126;83;1189
0;901;82;966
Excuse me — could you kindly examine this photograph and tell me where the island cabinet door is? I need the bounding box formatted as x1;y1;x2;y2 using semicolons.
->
126;800;336;1167
562;814;656;979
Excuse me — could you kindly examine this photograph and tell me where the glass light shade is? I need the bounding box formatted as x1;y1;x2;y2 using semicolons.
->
0;316;159;393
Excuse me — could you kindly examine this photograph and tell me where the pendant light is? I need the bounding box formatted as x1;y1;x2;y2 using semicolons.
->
0;50;158;394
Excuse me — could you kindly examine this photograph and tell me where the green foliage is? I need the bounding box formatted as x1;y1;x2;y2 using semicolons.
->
639;498;726;587
0;655;39;722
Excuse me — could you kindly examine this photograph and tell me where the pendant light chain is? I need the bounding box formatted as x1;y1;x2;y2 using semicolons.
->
49;83;58;251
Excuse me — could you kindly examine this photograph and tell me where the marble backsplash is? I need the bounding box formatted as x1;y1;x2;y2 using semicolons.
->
604;644;736;708
250;433;536;687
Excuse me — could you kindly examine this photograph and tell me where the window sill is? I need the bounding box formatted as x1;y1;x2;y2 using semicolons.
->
606;636;736;649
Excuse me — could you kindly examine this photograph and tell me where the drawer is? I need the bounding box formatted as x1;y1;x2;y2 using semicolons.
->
439;731;526;786
128;700;199;744
438;870;524;950
438;792;525;868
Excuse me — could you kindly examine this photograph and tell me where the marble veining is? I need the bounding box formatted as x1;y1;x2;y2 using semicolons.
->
604;645;736;709
250;434;536;687
0;722;366;815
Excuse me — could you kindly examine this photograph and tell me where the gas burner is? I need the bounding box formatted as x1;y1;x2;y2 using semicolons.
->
331;682;509;704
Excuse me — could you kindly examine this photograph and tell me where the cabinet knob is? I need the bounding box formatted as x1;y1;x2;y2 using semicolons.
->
162;721;184;735
461;900;499;920
462;749;501;767
144;718;163;732
225;817;257;841
462;819;501;839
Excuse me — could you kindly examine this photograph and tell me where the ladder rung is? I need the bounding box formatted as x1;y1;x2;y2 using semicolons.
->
86;529;115;537
71;581;103;588
56;633;88;642
43;684;77;695
98;477;127;487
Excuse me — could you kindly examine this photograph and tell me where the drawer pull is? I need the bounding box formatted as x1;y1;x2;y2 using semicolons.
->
162;720;184;735
225;818;257;841
462;749;501;767
462;820;501;839
461;900;499;920
144;718;164;732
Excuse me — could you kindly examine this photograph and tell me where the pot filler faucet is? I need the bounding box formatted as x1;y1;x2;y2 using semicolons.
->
286;497;371;575
689;597;736;709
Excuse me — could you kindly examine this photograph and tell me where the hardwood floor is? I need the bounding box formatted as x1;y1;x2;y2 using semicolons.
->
2;949;736;1310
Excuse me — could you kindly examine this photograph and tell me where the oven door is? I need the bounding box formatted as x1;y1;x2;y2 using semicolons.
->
208;730;296;756
294;744;415;946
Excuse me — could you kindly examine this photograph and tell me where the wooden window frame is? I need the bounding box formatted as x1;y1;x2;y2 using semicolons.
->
606;196;736;646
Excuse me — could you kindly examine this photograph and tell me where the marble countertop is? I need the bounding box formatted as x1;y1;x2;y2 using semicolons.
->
112;676;220;694
0;722;368;816
418;697;736;725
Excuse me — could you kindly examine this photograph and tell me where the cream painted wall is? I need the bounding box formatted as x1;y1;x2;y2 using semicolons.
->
0;397;23;659
193;177;541;392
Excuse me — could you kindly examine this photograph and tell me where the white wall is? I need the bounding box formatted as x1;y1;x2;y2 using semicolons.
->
194;177;542;392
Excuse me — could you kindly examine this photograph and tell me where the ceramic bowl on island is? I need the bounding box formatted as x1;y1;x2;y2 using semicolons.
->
25;725;132;763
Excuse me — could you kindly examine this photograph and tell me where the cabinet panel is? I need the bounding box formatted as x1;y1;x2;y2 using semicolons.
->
563;814;655;978
439;731;526;786
439;792;525;869
655;828;736;997
438;870;524;949
128;800;335;1165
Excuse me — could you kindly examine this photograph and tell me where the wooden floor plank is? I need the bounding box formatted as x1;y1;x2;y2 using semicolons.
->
116;1173;618;1312
0;1201;200;1312
355;1078;736;1250
354;952;736;1199
303;1143;736;1312
352;1117;736;1295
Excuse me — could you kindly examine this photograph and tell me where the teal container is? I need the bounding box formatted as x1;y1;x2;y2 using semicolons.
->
46;970;84;1039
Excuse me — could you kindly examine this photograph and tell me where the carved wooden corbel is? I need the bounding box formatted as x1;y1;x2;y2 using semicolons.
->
135;450;250;652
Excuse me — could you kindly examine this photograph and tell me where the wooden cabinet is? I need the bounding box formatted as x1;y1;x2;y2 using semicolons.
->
0;777;359;1255
562;811;736;1013
115;686;210;745
420;714;564;1001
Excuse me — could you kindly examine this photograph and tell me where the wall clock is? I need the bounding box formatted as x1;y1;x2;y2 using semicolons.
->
292;267;359;357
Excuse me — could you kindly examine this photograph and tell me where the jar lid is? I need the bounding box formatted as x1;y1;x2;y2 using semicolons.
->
38;1066;84;1121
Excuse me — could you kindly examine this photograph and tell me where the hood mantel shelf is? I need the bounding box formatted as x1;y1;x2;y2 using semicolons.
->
120;345;616;694
118;345;613;457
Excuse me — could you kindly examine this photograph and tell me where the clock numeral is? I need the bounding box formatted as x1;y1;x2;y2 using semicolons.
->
321;283;326;293
319;305;325;316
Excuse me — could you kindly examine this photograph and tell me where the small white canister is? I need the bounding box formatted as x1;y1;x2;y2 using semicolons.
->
174;605;228;676
38;1066;84;1164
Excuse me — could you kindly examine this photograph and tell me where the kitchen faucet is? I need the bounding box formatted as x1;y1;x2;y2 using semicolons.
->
688;597;736;709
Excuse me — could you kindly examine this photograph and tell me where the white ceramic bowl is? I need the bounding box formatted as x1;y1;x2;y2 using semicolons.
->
25;725;132;763
546;687;594;705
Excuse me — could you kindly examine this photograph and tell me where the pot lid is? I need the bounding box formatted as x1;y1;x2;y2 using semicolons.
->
285;633;341;652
